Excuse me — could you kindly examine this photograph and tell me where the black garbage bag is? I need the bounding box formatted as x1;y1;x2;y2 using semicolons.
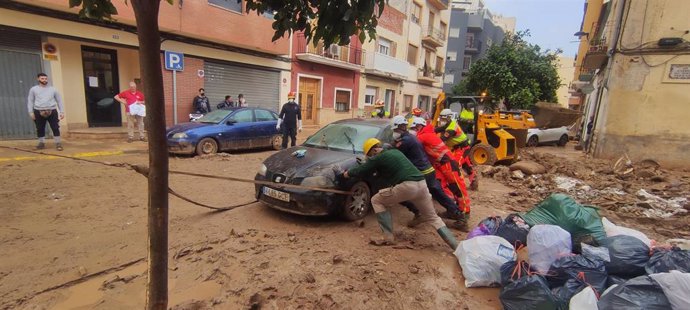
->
597;275;671;310
501;260;532;286
606;275;629;288
599;235;650;277
496;214;530;247
546;255;607;293
500;274;560;310
645;247;690;274
552;277;588;308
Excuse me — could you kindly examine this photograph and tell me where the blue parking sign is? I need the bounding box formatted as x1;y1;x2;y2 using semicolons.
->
164;51;184;71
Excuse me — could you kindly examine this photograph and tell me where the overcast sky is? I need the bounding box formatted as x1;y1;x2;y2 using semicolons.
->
485;0;584;56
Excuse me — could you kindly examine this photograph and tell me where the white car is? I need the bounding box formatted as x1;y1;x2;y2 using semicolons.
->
526;126;570;147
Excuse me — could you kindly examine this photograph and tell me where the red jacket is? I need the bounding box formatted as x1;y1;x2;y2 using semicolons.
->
417;125;450;163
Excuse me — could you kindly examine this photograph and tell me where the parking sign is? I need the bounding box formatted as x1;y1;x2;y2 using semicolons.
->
164;51;184;71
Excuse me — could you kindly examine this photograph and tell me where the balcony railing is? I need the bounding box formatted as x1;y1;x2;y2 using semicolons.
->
295;35;365;70
422;27;446;48
418;68;440;84
365;52;409;79
428;0;449;10
465;40;482;53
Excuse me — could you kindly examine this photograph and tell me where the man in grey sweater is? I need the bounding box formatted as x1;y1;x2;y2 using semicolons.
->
27;73;65;151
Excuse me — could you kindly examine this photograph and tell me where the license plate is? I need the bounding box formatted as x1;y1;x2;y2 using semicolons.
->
263;187;290;202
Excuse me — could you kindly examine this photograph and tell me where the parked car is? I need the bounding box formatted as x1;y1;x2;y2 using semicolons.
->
166;107;281;156
526;126;570;147
255;118;394;220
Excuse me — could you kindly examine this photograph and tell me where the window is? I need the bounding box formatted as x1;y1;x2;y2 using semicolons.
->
404;95;413;112
444;74;455;84
411;4;422;24
440;21;447;37
447;51;457;62
377;37;392;56
436;56;444;73
208;0;243;13
419;95;430;111
428;12;435;30
230;109;253;123
407;44;418;65
463;56;472;71
364;87;377;106
255;109;277;121
466;33;475;48
449;27;460;38
335;89;351;112
486;38;493;47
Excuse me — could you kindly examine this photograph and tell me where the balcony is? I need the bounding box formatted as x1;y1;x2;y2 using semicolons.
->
295;36;365;71
422;28;446;48
582;38;609;70
428;0;449;10
578;69;596;82
465;40;482;54
418;68;440;85
467;12;485;31
365;52;409;80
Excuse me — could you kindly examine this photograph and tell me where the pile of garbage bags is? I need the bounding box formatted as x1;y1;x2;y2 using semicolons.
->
454;193;690;310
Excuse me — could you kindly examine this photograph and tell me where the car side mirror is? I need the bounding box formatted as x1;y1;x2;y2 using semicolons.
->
226;119;237;125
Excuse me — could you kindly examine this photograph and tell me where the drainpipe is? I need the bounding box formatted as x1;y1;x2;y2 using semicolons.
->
588;0;627;155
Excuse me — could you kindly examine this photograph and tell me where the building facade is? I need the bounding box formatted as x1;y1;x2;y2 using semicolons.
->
572;0;690;168
443;0;508;93
555;56;575;108
0;0;291;139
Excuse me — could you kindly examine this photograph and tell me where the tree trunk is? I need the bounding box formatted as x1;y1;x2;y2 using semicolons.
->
130;1;168;310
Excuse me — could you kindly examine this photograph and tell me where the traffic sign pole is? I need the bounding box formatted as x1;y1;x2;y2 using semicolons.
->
172;70;178;124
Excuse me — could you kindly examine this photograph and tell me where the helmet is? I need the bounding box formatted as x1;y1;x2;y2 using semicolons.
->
392;115;407;126
363;138;381;155
411;117;426;127
287;91;296;99
440;108;453;117
412;108;423;116
374;99;385;107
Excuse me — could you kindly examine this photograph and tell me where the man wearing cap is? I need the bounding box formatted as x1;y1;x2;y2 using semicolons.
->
342;138;459;250
277;91;302;149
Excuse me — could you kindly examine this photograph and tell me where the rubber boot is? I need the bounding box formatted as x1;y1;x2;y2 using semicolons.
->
371;211;396;246
437;226;459;250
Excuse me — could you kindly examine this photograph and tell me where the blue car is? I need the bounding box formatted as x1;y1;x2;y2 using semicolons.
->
166;107;282;155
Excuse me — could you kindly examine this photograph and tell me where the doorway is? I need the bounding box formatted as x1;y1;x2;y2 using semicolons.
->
82;46;121;127
298;77;320;125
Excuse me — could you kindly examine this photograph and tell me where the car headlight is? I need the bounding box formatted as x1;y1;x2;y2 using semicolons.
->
172;132;188;139
301;176;334;188
257;164;267;176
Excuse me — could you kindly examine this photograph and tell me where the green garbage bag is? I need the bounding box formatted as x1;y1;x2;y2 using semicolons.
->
522;194;606;248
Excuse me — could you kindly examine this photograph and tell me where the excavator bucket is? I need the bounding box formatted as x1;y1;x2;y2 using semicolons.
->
532;102;582;128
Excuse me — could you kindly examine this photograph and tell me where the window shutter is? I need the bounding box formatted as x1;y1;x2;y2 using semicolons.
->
391;41;397;57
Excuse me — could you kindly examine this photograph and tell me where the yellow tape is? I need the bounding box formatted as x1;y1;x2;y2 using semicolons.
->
0;150;124;162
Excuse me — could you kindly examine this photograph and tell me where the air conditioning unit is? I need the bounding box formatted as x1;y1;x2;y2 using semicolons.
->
329;44;340;59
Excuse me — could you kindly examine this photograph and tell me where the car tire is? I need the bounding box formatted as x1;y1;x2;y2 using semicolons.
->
470;143;498;166
557;134;568;147
271;134;282;150
196;138;218;156
342;181;371;221
527;135;539;147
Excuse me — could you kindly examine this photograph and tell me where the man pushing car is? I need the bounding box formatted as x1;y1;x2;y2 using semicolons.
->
342;138;459;250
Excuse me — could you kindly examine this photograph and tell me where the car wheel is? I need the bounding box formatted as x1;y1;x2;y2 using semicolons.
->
557;134;569;147
527;135;539;147
342;181;371;221
196;138;218;156
470;143;498;166
271;134;282;150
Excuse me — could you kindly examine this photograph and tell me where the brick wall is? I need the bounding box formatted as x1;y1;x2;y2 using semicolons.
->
161;55;205;126
379;5;405;35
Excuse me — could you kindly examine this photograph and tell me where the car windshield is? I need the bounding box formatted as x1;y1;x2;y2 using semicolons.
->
197;109;233;124
304;123;381;154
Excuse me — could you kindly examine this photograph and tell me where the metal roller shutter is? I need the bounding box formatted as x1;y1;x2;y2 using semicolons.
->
204;61;281;112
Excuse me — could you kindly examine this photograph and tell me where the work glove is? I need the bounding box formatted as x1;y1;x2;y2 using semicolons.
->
276;119;282;131
298;120;303;133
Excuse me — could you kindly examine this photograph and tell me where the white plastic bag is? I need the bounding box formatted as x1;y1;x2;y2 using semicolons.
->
650;271;690;310
455;235;516;287
570;286;598;310
602;217;651;247
527;224;572;273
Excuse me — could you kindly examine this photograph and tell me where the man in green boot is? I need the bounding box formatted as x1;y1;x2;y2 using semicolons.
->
343;138;459;250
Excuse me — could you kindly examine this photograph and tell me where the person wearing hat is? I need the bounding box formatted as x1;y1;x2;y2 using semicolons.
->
277;91;302;149
407;107;423;128
342;138;459;250
370;99;389;118
435;108;478;190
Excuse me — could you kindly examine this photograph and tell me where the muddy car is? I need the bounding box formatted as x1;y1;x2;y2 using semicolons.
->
255;119;393;220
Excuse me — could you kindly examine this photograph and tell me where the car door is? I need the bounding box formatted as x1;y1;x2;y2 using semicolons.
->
253;109;279;147
224;109;256;150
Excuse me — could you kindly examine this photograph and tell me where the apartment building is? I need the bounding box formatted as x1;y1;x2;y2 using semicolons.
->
572;0;690;168
0;0;291;139
443;0;507;93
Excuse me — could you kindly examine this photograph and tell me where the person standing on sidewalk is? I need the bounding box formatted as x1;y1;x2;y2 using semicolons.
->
276;91;302;149
192;88;211;114
114;81;146;143
342;138;459;250
27;73;65;151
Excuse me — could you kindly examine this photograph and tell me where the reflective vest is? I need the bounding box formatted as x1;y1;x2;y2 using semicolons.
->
460;109;474;122
445;120;467;147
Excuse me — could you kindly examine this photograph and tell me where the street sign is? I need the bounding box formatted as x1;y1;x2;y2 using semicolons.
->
164;51;184;71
